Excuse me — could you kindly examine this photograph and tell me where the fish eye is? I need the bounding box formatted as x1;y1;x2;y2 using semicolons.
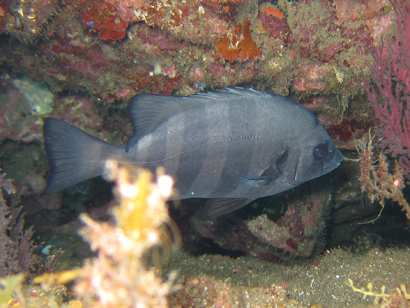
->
313;144;328;160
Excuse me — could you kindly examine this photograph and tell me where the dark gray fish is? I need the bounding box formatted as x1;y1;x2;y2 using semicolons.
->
43;88;343;219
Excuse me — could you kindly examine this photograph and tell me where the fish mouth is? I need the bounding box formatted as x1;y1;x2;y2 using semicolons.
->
324;161;341;172
324;149;343;171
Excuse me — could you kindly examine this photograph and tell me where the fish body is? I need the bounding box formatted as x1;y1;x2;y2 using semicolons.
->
43;88;343;219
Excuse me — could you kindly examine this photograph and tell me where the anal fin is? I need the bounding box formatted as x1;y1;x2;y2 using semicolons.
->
201;198;256;220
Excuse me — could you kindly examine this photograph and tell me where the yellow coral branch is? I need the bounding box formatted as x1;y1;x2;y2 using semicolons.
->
347;279;410;305
347;278;390;304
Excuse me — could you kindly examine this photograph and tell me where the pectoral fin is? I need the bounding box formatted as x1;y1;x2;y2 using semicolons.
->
237;173;278;188
201;198;256;220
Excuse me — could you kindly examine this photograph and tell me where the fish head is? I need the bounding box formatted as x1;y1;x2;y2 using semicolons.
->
278;124;343;186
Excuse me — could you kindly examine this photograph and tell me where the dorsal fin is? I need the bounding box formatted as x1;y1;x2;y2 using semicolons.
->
126;88;271;151
127;94;191;151
192;87;269;100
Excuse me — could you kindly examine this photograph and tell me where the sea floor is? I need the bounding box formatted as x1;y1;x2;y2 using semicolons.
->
163;246;410;307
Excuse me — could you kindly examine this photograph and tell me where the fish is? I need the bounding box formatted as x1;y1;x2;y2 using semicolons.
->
42;88;343;219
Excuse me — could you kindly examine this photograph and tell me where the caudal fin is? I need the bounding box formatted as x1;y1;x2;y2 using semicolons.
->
42;118;113;195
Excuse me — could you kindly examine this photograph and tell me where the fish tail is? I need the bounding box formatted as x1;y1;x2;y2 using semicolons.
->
42;118;114;195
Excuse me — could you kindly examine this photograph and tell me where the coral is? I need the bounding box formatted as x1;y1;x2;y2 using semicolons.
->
12;78;54;115
328;119;353;142
334;0;390;24
0;174;38;277
3;274;80;307
181;180;332;261
83;2;131;41
326;117;372;146
363;0;410;177
143;0;185;29
287;0;340;61
35;162;177;307
347;278;410;306
215;20;261;62
333;0;393;54
73;164;176;307
0;0;394;106
366;13;396;42
0;77;45;143
0;273;25;307
138;0;234;45
293;63;332;92
0;0;62;42
128;23;187;52
258;3;289;41
357;132;410;222
262;6;284;19
245;183;331;257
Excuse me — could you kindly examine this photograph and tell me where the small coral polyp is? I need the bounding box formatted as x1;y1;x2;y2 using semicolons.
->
83;3;129;41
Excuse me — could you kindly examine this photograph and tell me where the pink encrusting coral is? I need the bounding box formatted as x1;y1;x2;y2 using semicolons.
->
246;185;330;257
363;0;410;177
0;0;396;104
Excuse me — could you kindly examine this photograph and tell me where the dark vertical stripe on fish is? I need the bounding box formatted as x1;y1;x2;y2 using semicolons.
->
208;104;244;197
174;105;207;197
246;105;276;177
188;103;228;197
